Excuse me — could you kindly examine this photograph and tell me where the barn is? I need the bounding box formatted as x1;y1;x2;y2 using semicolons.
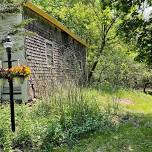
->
0;2;87;102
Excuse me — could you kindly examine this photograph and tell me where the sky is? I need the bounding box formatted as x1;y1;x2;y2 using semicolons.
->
144;6;152;19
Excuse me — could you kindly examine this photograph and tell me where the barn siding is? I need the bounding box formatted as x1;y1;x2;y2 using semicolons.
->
24;8;86;97
0;5;86;101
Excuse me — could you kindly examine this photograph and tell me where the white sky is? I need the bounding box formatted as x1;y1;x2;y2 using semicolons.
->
144;6;152;19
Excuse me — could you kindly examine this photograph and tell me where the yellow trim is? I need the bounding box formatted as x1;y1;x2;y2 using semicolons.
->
24;2;87;47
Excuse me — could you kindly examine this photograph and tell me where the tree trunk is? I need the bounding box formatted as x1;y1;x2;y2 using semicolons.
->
87;17;117;82
88;60;98;82
88;39;105;82
143;82;149;93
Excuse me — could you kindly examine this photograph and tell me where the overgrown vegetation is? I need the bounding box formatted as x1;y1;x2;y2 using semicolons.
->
0;87;152;151
0;87;118;151
60;114;152;152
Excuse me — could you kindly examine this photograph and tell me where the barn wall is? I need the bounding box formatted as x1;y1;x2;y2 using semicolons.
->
24;8;86;97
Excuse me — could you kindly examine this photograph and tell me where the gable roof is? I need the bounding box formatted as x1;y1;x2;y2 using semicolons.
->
24;2;87;47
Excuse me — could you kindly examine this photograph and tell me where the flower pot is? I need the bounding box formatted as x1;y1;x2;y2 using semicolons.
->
15;77;25;84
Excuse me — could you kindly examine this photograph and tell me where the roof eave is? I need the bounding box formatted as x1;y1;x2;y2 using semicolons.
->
23;2;87;47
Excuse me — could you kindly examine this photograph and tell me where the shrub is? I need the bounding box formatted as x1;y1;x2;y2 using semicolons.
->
40;120;64;151
12;130;32;151
0;87;118;151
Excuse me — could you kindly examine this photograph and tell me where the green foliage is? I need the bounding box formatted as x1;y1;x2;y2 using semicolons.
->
117;2;152;67
0;0;28;15
32;0;152;81
94;40;147;89
0;87;116;151
0;0;27;4
60;114;152;152
0;87;152;151
142;69;152;84
135;17;152;67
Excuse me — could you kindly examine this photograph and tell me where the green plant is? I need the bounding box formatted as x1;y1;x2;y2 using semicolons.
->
0;86;121;151
12;130;32;151
41;120;64;151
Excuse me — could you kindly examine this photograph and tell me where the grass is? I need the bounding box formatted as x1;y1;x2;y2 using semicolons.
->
67;118;152;152
54;89;152;152
55;114;152;152
83;88;152;113
117;90;152;113
0;87;152;152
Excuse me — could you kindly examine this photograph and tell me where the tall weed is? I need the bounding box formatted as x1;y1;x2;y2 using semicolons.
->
0;86;118;151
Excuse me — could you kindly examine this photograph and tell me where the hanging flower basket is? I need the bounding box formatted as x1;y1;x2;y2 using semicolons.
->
0;65;31;79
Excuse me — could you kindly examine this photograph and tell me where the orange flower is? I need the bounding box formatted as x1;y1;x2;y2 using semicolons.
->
0;65;31;79
10;65;31;77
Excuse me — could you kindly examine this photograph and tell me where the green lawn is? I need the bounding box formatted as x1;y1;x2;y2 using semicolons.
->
54;89;152;152
118;90;152;113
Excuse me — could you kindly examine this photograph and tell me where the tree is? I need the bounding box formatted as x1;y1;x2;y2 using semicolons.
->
136;15;152;68
33;0;151;82
117;1;152;68
95;39;146;89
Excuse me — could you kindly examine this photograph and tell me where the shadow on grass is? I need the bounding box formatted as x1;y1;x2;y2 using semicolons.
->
54;113;152;152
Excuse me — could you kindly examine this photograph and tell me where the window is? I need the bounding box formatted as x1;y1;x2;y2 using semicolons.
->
79;61;82;70
46;42;53;66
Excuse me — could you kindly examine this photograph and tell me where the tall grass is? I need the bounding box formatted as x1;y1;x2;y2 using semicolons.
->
0;86;117;152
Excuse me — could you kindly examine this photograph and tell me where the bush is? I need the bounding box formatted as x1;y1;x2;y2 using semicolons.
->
41;120;64;151
0;87;117;151
94;45;147;90
12;130;32;151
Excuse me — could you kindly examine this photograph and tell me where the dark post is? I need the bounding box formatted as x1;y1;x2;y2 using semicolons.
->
5;36;15;132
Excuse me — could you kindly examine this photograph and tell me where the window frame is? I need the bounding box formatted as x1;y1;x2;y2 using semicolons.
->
45;40;54;67
78;60;83;71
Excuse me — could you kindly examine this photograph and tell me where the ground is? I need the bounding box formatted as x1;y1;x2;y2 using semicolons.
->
54;90;152;152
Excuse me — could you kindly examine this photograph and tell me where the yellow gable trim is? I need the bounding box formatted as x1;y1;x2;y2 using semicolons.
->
24;2;87;47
